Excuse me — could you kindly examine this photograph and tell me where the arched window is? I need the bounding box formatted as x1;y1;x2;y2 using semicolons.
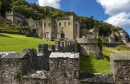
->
68;22;70;25
44;23;46;27
64;22;66;26
59;22;61;26
48;23;50;26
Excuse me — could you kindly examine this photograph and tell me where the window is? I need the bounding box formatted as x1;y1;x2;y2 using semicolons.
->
68;22;70;25
48;23;50;26
59;22;61;26
44;23;46;27
64;22;66;26
45;32;49;38
33;29;36;33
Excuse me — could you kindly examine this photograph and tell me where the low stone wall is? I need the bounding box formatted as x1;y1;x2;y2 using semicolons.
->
110;53;130;84
49;52;80;84
103;42;125;47
80;73;113;84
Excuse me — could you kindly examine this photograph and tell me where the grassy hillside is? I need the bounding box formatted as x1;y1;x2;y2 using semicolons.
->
0;33;54;53
80;45;130;74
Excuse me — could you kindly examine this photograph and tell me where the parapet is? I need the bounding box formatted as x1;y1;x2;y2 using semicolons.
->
6;11;25;19
49;52;79;58
111;52;130;60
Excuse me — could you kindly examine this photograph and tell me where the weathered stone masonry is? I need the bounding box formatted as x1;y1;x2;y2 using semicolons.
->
0;44;130;84
110;53;130;84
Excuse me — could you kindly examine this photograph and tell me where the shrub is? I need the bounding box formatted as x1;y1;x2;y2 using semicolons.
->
97;36;103;52
89;52;96;60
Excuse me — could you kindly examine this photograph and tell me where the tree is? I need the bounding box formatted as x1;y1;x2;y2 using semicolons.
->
97;36;103;52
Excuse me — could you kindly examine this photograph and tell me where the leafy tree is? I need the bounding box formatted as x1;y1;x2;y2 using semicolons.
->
97;36;103;52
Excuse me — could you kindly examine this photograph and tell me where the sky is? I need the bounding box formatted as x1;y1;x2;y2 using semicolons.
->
26;0;130;35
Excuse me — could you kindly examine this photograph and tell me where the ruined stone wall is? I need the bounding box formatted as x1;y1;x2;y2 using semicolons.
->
80;73;113;84
103;42;125;47
49;52;80;84
79;43;102;58
55;41;78;52
110;53;130;84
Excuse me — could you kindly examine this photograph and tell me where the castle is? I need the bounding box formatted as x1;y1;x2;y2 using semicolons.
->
0;11;130;84
4;11;128;43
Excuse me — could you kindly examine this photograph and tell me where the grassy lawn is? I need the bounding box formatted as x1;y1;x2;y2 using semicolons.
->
80;55;110;74
0;33;54;53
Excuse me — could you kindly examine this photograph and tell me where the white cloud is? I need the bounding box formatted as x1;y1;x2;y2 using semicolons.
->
38;0;61;9
96;0;130;29
96;0;130;15
105;12;130;28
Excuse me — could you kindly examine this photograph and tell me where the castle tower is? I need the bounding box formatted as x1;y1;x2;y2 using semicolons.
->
5;11;15;22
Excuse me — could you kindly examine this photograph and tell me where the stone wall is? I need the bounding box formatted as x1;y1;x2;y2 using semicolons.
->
110;53;130;84
49;52;80;84
103;42;125;47
80;73;113;84
77;37;102;58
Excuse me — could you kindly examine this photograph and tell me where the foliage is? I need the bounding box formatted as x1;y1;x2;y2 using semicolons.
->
89;52;96;60
0;21;20;34
97;36;103;52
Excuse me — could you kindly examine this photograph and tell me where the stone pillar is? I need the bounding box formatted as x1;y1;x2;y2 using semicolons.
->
110;53;130;84
38;44;48;53
49;52;80;84
52;45;55;52
22;49;37;71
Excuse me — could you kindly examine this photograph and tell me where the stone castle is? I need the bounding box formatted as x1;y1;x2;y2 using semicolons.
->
1;11;129;60
0;11;130;84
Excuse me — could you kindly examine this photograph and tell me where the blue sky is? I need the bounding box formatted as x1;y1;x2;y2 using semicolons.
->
26;0;130;35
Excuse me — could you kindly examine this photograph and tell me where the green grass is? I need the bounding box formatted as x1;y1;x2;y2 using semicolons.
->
0;33;54;53
80;55;110;74
80;47;112;74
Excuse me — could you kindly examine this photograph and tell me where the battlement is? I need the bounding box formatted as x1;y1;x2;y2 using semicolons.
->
6;11;25;19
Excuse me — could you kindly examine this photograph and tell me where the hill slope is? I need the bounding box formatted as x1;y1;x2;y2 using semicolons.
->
0;33;54;53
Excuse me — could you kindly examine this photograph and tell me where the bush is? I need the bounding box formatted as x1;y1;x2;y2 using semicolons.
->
89;52;96;60
97;36;103;52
